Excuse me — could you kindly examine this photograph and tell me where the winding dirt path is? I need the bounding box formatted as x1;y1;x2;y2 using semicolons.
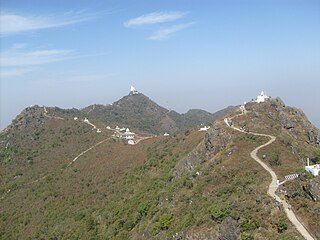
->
226;117;314;240
67;137;111;167
1;137;111;200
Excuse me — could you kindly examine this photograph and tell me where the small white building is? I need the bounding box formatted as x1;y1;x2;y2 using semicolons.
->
305;158;320;176
240;102;247;114
106;126;111;129
96;129;101;133
128;140;135;145
121;128;135;140
84;118;89;123
164;132;170;136
256;91;270;103
115;126;120;130
74;117;78;120
130;86;139;95
199;126;210;131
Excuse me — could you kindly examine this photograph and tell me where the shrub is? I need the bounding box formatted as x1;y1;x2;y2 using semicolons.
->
86;217;97;231
210;204;230;223
277;218;287;233
138;201;151;216
241;218;260;232
240;232;253;240
314;149;320;163
269;150;281;166
159;213;174;230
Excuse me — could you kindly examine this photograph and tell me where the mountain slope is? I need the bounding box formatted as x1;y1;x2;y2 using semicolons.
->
1;95;319;239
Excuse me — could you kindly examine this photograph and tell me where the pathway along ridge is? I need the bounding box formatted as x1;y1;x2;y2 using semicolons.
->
226;115;314;240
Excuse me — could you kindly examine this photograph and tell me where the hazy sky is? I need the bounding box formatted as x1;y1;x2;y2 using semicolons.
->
1;0;319;129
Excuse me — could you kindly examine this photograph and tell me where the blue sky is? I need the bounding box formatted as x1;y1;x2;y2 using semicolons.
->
1;0;320;129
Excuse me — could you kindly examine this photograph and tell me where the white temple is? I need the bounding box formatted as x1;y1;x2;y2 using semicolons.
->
121;128;135;140
130;86;139;95
305;158;320;176
256;91;269;103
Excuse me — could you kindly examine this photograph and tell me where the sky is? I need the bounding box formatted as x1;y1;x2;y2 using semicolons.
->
1;0;320;129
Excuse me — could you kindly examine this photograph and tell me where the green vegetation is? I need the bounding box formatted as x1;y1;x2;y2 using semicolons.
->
268;148;282;166
1;99;318;239
277;218;288;233
314;149;320;163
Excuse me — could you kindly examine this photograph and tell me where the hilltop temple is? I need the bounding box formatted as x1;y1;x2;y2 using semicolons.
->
130;86;139;95
256;91;269;103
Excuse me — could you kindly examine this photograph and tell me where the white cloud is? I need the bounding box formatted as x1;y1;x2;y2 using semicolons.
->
1;49;73;67
0;68;34;78
12;43;28;50
149;22;194;41
124;11;187;27
0;46;75;78
0;10;97;36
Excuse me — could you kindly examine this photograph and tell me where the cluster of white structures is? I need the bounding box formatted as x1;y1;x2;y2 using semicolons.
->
305;158;320;176
110;126;135;140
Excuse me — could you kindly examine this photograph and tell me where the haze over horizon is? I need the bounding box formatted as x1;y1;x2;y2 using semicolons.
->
1;0;319;129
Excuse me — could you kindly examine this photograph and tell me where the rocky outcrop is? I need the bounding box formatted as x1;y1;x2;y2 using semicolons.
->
307;129;320;145
278;110;295;130
304;176;320;201
169;217;240;240
173;125;231;179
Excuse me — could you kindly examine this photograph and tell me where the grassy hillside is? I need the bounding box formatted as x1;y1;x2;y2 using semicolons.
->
1;98;319;239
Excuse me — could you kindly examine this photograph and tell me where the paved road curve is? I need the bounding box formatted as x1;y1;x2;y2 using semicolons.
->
226;117;314;240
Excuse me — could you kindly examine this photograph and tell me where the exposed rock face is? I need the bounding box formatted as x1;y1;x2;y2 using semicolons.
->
268;98;320;146
307;129;320;145
172;146;207;179
278;110;295;130
304;176;320;201
274;97;286;108
173;124;231;178
169;217;240;240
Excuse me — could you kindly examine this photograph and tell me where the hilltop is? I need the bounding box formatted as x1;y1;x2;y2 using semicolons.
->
80;87;232;134
2;87;232;136
0;91;319;240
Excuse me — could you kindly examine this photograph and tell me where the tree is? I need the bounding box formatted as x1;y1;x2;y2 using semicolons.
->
314;149;320;164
